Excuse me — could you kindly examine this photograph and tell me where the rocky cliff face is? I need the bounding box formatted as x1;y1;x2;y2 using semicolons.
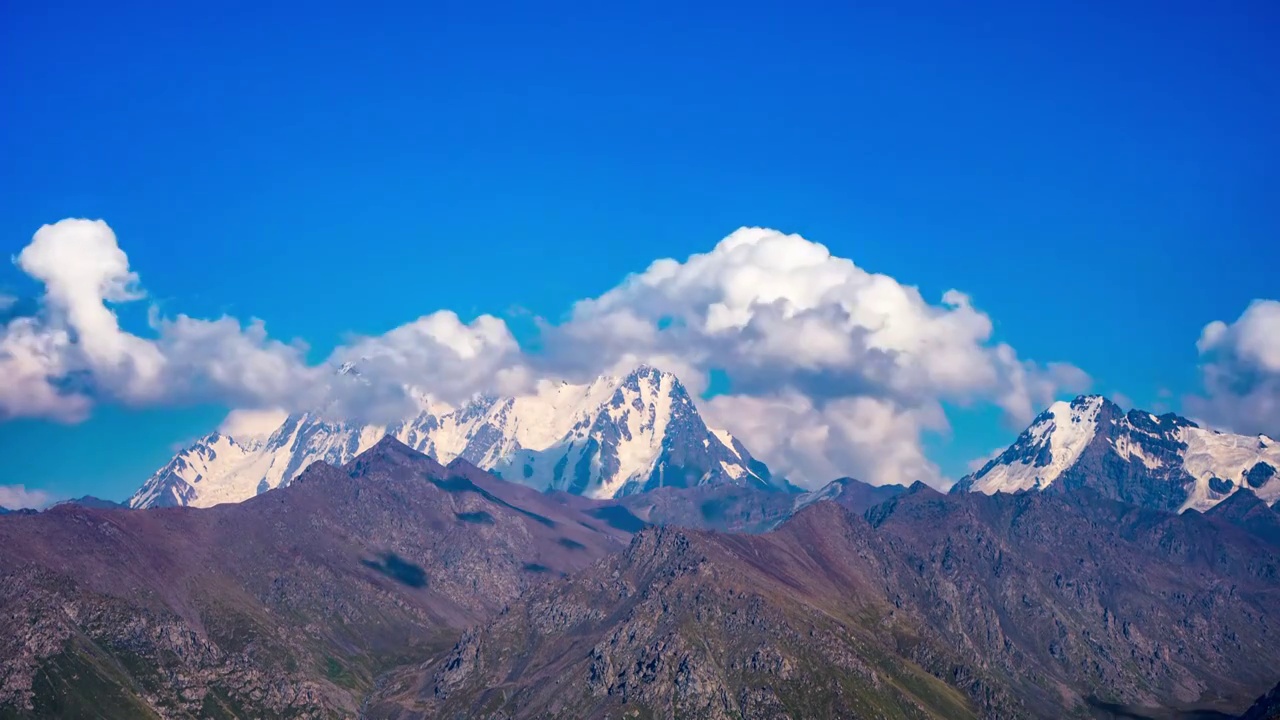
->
1206;487;1280;546
954;395;1280;513
130;366;785;509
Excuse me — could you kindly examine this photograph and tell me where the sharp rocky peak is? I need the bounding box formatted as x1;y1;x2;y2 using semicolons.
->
366;434;418;457
345;435;445;477
130;365;777;508
957;393;1280;514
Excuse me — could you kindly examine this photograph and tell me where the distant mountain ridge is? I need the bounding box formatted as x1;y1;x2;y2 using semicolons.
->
953;394;1280;513
367;480;1280;719
130;365;787;509
5;439;1279;718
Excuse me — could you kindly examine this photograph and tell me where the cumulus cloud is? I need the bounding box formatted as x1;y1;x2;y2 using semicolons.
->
3;220;1089;490
705;392;951;487
0;316;90;422
16;219;165;399
0;219;519;423
331;311;529;408
1187;299;1280;437
544;227;1089;487
552;228;1081;416
0;484;51;510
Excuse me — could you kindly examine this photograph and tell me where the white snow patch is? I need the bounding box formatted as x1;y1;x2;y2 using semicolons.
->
1113;433;1164;470
133;368;761;508
1178;427;1280;512
720;460;746;481
969;397;1103;495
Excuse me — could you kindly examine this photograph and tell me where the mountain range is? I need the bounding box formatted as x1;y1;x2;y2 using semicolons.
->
130;366;1278;521
955;395;1280;512
367;483;1280;719
3;437;1278;719
1;438;631;718
5;372;1280;719
129;366;786;509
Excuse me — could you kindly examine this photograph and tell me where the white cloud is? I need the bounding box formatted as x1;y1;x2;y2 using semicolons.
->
0;293;16;312
0;484;51;510
704;392;950;487
553;228;1081;415
2;220;1090;490
545;227;1089;487
331;311;530;408
216;408;291;442
0;219;515;423
16;219;166;400
1187;299;1280;437
1110;391;1134;412
0;316;90;422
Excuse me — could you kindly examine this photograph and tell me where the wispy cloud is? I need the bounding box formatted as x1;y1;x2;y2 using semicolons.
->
1186;299;1280;437
0;484;52;510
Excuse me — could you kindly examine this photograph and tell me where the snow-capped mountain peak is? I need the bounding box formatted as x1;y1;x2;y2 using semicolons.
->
954;394;1280;512
964;395;1110;495
129;366;785;508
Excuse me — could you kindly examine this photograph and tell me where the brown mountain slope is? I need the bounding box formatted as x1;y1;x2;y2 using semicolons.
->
1204;488;1280;546
0;437;625;719
364;500;984;720
867;485;1280;717
366;486;1280;720
550;475;905;535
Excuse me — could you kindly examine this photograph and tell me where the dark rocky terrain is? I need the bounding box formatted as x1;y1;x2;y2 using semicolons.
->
367;485;1280;720
53;495;126;510
555;483;795;535
4;440;1278;719
1204;489;1280;546
364;501;983;720
0;437;625;719
553;475;906;535
867;486;1280;718
1239;682;1280;720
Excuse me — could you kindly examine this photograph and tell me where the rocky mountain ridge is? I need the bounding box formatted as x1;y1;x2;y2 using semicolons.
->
3;440;1279;719
367;483;1280;719
130;365;786;509
0;437;626;718
954;394;1280;513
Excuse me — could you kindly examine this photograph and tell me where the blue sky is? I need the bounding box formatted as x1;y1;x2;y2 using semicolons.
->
1;0;1277;503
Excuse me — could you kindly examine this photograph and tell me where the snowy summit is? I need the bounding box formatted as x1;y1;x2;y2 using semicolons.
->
954;395;1280;512
129;365;785;508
